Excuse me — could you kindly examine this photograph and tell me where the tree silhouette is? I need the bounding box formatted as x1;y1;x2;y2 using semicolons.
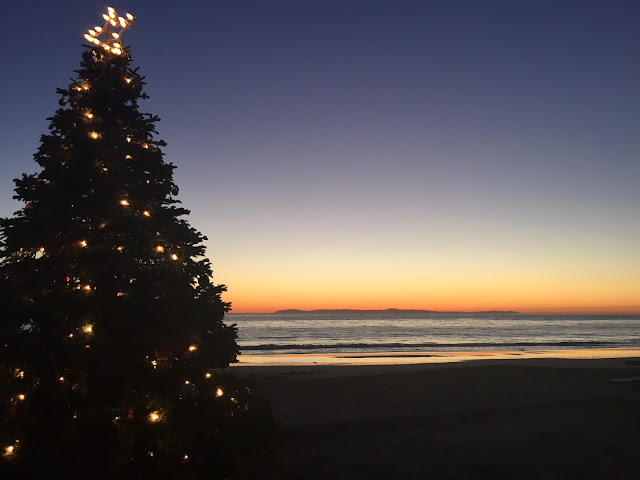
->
0;12;271;479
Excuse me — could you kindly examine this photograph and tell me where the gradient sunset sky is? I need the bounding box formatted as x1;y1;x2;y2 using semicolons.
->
1;1;638;313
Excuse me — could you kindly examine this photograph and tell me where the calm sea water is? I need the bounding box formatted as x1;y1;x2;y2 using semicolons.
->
227;311;640;355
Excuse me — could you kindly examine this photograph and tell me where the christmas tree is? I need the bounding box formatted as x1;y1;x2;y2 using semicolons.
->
0;8;272;479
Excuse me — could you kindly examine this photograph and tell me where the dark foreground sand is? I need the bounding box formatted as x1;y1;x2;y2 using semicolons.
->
233;353;640;479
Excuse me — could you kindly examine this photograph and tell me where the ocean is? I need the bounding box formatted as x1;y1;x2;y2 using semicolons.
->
228;311;640;355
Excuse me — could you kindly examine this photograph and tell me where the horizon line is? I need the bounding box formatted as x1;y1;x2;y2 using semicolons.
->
228;308;640;315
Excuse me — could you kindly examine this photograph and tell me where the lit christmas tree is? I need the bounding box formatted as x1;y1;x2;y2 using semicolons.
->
0;8;271;478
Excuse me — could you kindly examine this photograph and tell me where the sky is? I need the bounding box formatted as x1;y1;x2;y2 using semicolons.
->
1;1;639;313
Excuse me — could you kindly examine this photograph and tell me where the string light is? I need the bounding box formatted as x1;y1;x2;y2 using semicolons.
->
215;388;223;397
188;345;197;352
117;246;124;252
185;380;190;385
90;132;99;139
125;154;132;159
182;454;189;463
85;7;135;55
151;360;157;369
149;412;160;422
142;210;150;217
125;77;132;84
17;394;25;401
59;376;65;382
39;247;45;253
83;285;92;291
4;445;15;456
204;372;212;379
126;136;132;143
171;254;178;261
80;240;87;247
156;246;165;252
85;112;94;119
16;370;24;378
83;324;93;334
120;199;129;206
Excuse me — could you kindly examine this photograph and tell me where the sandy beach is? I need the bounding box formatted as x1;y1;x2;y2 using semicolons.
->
232;349;640;479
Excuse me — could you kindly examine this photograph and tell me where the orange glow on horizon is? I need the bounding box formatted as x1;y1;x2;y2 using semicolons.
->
228;301;640;315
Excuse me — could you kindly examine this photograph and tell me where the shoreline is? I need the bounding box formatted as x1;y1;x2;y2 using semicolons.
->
234;346;640;368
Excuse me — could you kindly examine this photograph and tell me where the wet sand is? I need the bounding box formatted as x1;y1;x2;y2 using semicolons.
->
232;349;640;479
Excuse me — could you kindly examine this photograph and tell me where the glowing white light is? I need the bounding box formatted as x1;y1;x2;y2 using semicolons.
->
88;29;96;36
126;13;134;20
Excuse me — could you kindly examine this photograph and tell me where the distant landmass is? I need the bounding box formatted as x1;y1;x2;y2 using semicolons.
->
274;308;520;315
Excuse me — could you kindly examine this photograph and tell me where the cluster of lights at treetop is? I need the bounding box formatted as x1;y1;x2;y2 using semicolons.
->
0;7;270;478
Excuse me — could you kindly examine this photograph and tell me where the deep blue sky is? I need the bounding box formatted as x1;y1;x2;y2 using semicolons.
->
1;1;639;312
